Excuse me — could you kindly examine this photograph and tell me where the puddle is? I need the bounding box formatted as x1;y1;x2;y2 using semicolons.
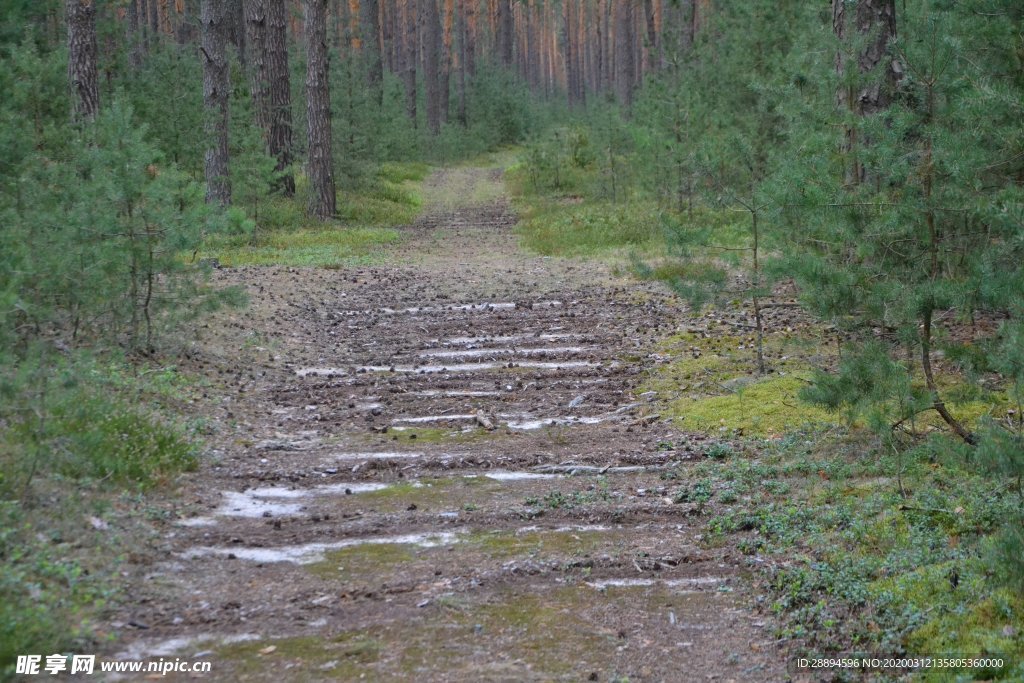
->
330;451;424;460
181;531;462;564
416;346;589;360
412;390;502;397
341;301;563;317
392;414;478;424
215;491;305;519
118;633;260;660
505;415;607;430
513;524;612;534
443;332;576;345
297;360;603;377
585;577;727;590
481;471;562;481
177;483;394;526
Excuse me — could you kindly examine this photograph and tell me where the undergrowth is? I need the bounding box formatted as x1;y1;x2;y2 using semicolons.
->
674;430;1024;679
0;353;202;677
196;162;427;267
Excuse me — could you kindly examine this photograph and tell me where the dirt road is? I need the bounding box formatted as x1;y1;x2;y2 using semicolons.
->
111;167;788;681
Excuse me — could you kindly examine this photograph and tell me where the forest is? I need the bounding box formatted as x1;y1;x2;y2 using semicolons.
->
2;0;1023;680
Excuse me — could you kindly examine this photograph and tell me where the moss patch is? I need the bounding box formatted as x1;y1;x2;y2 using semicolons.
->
306;542;418;581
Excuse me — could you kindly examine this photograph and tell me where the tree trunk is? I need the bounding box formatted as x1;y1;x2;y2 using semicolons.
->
228;0;247;63
463;0;475;77
402;0;417;125
361;0;383;106
304;0;335;218
266;0;295;195
423;0;442;134
244;0;270;135
202;0;232;205
613;0;633;108
440;0;453;124
832;0;900;184
66;0;100;122
496;0;512;67
456;0;467;124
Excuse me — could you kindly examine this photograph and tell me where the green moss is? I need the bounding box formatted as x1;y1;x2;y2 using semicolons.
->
515;199;666;257
306;542;418;581
870;565;1023;679
465;528;611;560
200;226;401;268
669;374;837;436
217;633;381;680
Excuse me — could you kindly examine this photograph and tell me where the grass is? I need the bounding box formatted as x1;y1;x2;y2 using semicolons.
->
514;198;667;257
0;353;203;677
672;428;1024;680
196;162;428;268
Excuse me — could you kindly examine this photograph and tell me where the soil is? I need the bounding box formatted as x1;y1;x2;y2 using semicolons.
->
107;167;792;681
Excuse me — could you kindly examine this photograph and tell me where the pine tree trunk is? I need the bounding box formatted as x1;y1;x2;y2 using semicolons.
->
440;0;453;124
832;0;900;184
463;0;475;77
456;0;467;124
228;0;247;64
202;0;232;205
66;0;100;122
244;0;271;135
266;0;295;195
304;0;335;218
496;0;512;67
361;0;383;106
402;0;418;125
423;0;442;134
614;0;633;108
128;0;144;66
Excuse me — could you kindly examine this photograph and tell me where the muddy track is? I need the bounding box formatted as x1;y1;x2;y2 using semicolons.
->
111;168;788;681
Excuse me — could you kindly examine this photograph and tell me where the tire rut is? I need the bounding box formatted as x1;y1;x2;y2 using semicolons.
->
111;167;788;682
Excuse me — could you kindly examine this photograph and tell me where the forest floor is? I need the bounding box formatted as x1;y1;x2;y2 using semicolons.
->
105;165;791;681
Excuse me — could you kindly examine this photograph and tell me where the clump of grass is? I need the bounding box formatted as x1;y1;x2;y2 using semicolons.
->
200;226;401;268
198;163;427;268
516;199;665;256
695;428;1024;678
0;353;202;676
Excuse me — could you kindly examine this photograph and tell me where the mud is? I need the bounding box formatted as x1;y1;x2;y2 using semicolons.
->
109;166;788;681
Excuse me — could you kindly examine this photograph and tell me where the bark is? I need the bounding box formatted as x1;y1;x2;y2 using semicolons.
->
463;0;475;77
402;0;417;125
244;0;271;136
66;0;100;122
360;0;383;106
267;0;295;195
613;0;634;108
304;0;336;218
496;0;512;67
832;0;900;184
440;0;454;123
202;0;232;205
642;0;656;72
833;0;899;117
564;0;577;107
423;0;442;134
127;0;143;67
228;0;247;63
456;0;467;124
